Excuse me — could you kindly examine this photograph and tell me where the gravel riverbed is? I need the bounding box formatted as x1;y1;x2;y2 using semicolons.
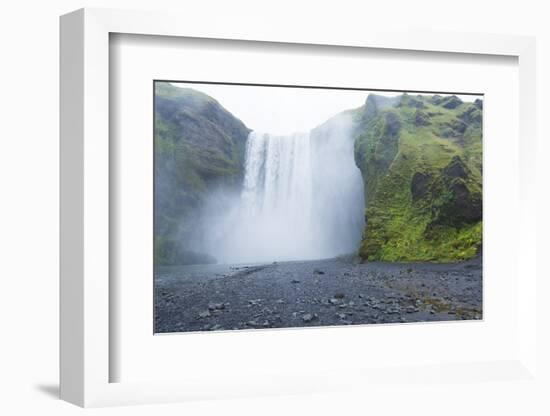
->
154;255;482;333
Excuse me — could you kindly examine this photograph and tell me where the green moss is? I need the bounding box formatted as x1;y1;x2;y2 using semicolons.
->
154;82;250;265
355;94;482;262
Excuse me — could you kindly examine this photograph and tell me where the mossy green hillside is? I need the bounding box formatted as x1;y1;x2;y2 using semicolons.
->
154;82;250;265
353;93;482;262
154;84;483;265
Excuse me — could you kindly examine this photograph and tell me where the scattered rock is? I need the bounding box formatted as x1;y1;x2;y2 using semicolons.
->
291;279;301;283
411;172;432;201
198;311;211;319
313;269;325;275
443;155;468;179
414;109;430;126
441;95;463;109
208;302;225;311
302;313;318;323
334;292;345;299
329;298;340;305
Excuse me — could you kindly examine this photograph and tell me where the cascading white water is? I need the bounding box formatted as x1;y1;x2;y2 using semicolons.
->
238;131;316;262
216;113;365;264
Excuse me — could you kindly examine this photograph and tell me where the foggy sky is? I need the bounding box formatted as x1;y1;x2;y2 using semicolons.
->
170;82;481;135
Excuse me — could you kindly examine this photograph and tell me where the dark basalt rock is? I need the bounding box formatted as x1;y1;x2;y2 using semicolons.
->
440;95;463;109
443;156;468;179
414;109;430;126
459;105;482;124
427;156;481;230
446;178;482;223
384;112;401;137
411;172;432;201
430;95;443;105
400;94;425;109
441;118;468;139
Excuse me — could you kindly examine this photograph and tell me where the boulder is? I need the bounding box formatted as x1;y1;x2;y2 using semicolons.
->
410;172;432;201
441;95;463;109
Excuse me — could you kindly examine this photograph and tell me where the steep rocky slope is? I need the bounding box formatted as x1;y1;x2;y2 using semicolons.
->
154;84;483;265
353;93;483;262
154;82;250;265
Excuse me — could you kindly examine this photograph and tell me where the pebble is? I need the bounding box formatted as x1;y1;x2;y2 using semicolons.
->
302;313;318;323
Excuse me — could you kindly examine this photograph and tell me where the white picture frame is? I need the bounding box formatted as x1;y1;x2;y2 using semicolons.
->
60;7;538;407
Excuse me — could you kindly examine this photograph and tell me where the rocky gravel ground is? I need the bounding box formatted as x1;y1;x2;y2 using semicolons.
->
154;255;482;333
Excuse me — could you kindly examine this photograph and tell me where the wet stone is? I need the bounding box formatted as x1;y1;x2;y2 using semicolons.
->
198;311;211;319
302;313;318;323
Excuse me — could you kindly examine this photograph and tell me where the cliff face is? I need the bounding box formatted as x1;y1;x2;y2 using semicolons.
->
154;82;250;265
154;83;482;265
353;93;483;262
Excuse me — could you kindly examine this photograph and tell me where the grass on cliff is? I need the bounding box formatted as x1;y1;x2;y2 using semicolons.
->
357;96;483;262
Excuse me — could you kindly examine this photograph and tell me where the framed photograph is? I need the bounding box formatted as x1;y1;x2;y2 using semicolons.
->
152;80;484;334
60;8;538;407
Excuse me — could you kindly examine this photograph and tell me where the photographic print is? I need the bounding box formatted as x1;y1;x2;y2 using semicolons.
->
154;81;483;333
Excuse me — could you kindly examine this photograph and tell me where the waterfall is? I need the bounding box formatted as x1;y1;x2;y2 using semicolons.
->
217;114;365;264
238;131;315;262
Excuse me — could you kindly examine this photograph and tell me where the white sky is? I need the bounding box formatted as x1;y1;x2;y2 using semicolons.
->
170;82;481;135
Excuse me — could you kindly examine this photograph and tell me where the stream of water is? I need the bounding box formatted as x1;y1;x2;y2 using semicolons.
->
219;115;365;263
